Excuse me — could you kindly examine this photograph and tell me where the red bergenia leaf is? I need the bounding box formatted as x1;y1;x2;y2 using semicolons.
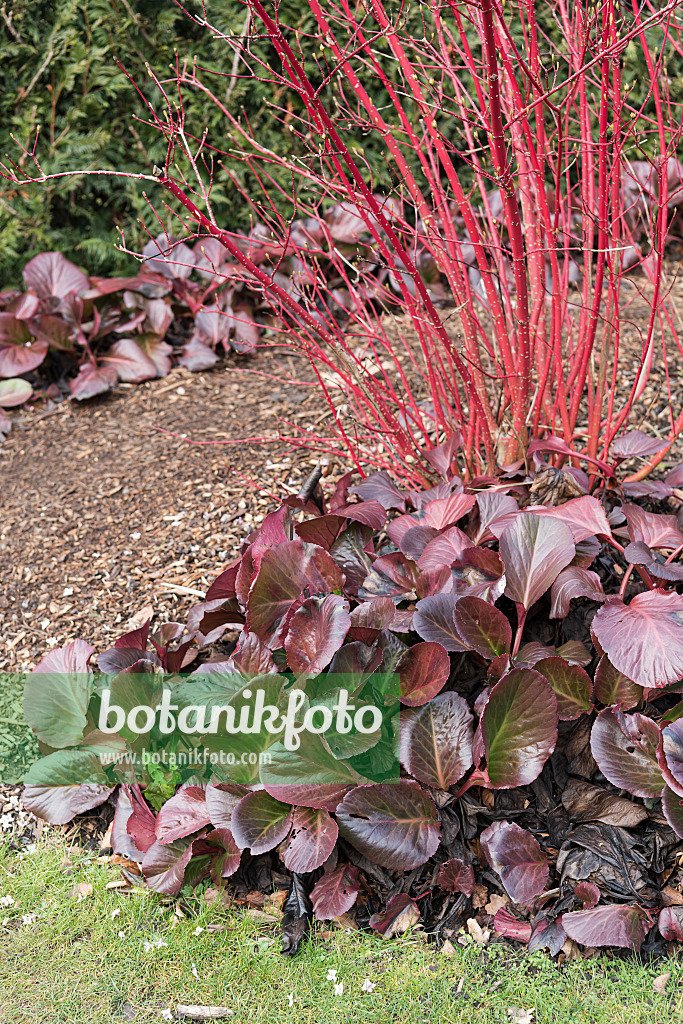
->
205;783;247;830
206;827;242;881
397;641;451;706
0;336;48;377
280;806;338;873
534;657;593;720
335;780;440;870
592;656;642;709
400;691;474;789
480;669;558;787
453;596;511;658
474;491;519;541
369;893;420;937
179;335;219;371
155;784;211;844
70;362;118;400
493;907;532;943
529;495;612;543
101;337;159;383
230;790;293;855
435;858;475;896
126;784;158;855
611;430;669;460
141;838;196;895
563;904;653;951
310;864;360;920
285;594;351;676
528;915;567;955
416;525;473;572
622;504;683;550
349;470;406;511
590;707;664;798
550;567;606;619
413;593;469;652
661;719;683;793
658;906;683;941
0;378;32;407
499;513;575;611
23;251;89;298
591;591;683;688
347;597;395;643
575;881;600;909
246;539;342;647
481;820;548;905
231;631;277;676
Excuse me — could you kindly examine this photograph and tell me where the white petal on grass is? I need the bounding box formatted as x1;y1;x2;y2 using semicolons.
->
191;963;199;979
194;925;204;936
0;895;15;907
161;1010;173;1021
111;908;121;920
326;969;338;982
334;983;344;996
287;994;294;1008
361;979;376;993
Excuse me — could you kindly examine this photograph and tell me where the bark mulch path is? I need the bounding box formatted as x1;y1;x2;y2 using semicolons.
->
0;348;328;672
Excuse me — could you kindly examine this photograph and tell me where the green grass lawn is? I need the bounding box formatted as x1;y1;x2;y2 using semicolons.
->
0;836;681;1024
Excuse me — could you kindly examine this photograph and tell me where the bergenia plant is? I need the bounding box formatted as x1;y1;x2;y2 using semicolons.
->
21;445;683;953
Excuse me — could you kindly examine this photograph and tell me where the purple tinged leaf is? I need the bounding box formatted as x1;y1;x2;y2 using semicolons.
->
310;864;361;920
0;378;32;407
493;908;532;943
101;338;159;383
453;596;511;658
400;691;474;789
23;251;89;298
231;632;277;676
661;719;683;792
592;591;683;688
205;783;247;830
481;669;558;788
22;750;113;825
590;708;664;798
142;235;196;279
115;620;151;651
413;593;468;652
500;514;575;611
335;780;440;870
528;915;567;956
480;821;549;905
285;594;351;676
623;541;654;565
111;788;143;862
661;786;683;838
205;560;240;603
350;471;406;511
423;431;462;477
400;525;439;560
0;336;48;376
416;525;474;572
280;806;339;873
474;491;520;542
563;904;653;951
575;882;600;909
666;463;683;487
7;292;39;319
534;658;593;720
550;568;606;619
369;893;420;937
334;500;387;530
592;656;642;709
155;785;211;844
529;496;612;543
348;597;395;643
359;551;418;600
179;335;220;371
658;906;683;942
397;641;451;706
142;838;196;895
206;827;242;881
230;790;293;855
561;778;647;827
622;504;683;549
612;430;669;460
126;784;158;855
435;858;475;896
246;539;342;647
70;362;118;400
23;639;95;748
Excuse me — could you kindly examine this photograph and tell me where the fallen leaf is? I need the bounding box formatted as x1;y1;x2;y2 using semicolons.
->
176;1006;235;1020
507;1009;534;1024
653;973;670;994
441;939;456;957
70;882;93;899
485;893;509;916
126;605;154;632
466;917;491;945
471;883;489;909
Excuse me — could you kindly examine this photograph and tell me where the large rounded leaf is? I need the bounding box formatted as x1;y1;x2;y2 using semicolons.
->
400;691;473;789
592;656;642;709
435;858;475;896
142;838;196;895
101;338;158;383
413;594;468;652
284;594;351;676
155;784;210;844
480;821;548;905
0;338;48;377
0;377;32;407
590;708;664;798
70;363;118;400
591;591;683;688
549;568;606;619
206;828;242;881
205;783;247;830
622;504;683;550
246;539;342;647
335;780;440;870
453;596;511;658
534;657;593;720
397;641;450;706
480;669;558;787
23;640;95;748
23;750;113;825
499;514;575;611
563;904;653;951
310;864;360;920
530;495;612;543
230;790;292;854
260;730;358;809
23;251;89;298
280;806;338;873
